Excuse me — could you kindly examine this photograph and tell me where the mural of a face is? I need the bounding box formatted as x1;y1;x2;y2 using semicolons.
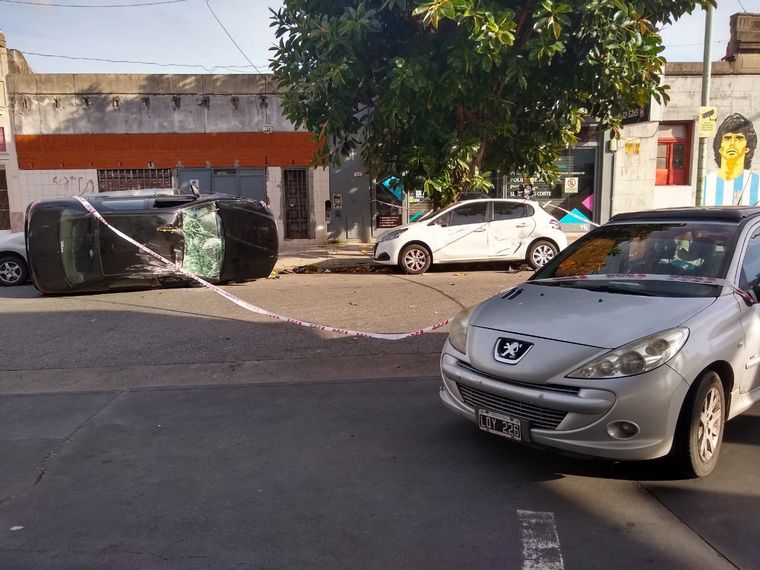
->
719;132;749;163
712;113;757;175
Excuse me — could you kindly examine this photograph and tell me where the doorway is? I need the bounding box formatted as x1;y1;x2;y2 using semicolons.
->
283;169;310;239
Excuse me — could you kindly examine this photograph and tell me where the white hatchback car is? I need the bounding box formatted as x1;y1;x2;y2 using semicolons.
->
0;231;28;286
373;198;567;274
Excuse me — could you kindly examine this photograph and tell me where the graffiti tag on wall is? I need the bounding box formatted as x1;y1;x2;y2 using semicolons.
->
52;175;96;195
704;113;760;206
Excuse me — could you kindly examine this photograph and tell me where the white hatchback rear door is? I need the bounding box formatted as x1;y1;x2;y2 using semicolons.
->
488;201;537;258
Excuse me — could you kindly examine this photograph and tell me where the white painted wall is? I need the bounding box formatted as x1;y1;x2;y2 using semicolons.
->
313;166;329;243
266;167;284;243
612;122;658;215
18;169;98;213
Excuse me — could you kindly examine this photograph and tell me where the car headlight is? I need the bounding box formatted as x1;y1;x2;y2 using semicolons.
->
448;306;476;354
568;327;689;379
378;228;408;243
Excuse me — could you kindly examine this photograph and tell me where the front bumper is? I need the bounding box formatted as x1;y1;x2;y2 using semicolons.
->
439;343;690;461
373;240;402;266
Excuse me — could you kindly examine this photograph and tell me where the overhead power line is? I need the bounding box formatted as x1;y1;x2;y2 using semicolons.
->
0;0;188;6
22;50;271;74
204;0;275;95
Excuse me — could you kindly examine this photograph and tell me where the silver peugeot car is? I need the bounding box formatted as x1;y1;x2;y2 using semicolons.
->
440;206;760;477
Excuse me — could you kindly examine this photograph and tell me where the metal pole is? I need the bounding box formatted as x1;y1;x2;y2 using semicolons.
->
695;4;714;207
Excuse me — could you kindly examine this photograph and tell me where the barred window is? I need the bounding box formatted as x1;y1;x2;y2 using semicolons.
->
98;169;173;192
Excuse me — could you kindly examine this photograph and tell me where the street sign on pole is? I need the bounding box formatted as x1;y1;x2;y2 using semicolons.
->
698;106;718;138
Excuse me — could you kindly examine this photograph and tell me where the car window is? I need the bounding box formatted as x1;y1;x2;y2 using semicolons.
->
532;222;739;297
182;203;225;279
739;230;760;289
493;202;530;220
448;203;487;226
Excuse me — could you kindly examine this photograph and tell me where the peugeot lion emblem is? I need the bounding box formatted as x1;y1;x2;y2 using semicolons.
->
494;338;533;364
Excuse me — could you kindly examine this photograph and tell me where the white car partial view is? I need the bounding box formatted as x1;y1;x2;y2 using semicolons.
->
372;198;567;274
0;231;28;287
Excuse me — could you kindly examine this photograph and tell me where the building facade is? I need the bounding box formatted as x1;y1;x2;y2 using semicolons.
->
0;33;21;230
5;67;331;244
612;13;760;215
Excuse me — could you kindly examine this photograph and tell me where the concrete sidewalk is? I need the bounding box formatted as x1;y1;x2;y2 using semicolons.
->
274;242;375;272
274;232;586;272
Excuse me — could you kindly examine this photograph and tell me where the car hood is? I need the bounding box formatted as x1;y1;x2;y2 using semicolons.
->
376;223;418;241
470;282;716;349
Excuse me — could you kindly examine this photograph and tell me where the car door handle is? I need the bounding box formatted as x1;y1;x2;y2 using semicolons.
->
515;223;529;228
473;227;486;232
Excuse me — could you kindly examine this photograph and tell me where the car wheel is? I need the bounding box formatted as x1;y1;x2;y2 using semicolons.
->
399;244;431;275
526;240;558;269
672;370;725;478
0;254;28;286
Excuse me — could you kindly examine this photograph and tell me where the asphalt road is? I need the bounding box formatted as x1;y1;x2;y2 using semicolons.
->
1;271;759;569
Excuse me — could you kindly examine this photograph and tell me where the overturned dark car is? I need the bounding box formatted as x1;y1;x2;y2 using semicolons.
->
25;190;279;295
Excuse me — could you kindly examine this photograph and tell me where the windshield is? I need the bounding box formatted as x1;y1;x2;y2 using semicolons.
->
182;203;225;279
532;222;740;297
414;207;447;223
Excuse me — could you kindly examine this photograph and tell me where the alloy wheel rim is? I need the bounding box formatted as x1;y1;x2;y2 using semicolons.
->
404;249;426;271
533;245;555;266
0;261;22;285
698;385;722;462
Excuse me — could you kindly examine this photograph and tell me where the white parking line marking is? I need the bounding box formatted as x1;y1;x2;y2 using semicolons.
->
518;510;564;570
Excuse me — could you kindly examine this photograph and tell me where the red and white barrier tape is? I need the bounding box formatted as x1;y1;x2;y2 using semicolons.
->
373;197;600;229
371;198;406;210
74;196;755;341
75;196;450;340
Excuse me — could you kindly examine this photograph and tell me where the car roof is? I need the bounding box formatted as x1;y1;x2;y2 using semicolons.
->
453;198;530;204
610;206;760;224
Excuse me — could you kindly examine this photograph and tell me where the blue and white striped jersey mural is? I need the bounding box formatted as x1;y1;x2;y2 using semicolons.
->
704;113;760;206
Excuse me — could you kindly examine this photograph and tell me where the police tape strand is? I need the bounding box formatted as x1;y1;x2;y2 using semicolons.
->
75;196;755;341
75;196;450;340
374;197;601;228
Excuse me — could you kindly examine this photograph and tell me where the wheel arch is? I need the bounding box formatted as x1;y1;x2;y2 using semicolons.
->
397;240;434;265
526;236;560;252
697;361;734;411
0;251;27;266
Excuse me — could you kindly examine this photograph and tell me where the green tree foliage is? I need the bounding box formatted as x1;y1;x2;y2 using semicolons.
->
271;0;713;204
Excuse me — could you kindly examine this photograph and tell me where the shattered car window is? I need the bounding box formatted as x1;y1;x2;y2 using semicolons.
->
182;203;225;279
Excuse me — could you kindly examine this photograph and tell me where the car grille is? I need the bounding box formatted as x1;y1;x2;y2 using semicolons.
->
456;383;567;430
456;361;580;395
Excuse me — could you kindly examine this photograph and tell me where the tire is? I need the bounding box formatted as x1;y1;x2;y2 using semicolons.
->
671;370;725;478
399;244;431;275
0;254;28;287
526;240;558;270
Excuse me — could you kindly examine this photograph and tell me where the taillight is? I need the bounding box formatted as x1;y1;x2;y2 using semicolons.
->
550;219;560;230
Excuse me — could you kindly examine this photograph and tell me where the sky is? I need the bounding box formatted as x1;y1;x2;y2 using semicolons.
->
0;0;756;75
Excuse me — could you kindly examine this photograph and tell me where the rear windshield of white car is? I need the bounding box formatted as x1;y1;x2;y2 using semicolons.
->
531;222;740;297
